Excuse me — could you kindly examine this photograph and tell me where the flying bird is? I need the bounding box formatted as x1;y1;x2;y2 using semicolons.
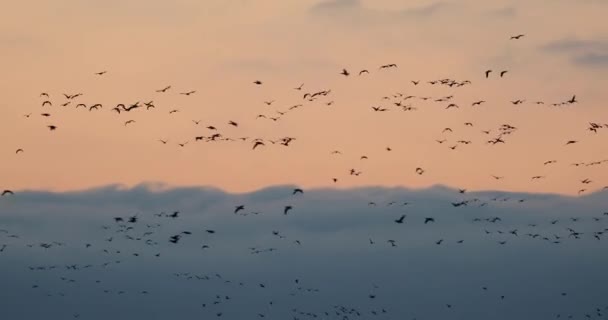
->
283;205;293;215
379;64;397;69
253;141;265;150
156;85;171;93
394;215;406;224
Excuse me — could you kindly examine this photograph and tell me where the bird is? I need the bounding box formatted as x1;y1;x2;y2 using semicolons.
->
485;70;492;78
42;101;52;107
283;205;293;215
94;71;107;76
180;90;196;96
294;83;304;90
122;103;140;112
340;69;350;76
15;149;23;154
510;34;525;40
234;205;245;214
156;85;171;92
292;188;304;195
394;215;406;224
424;218;435;224
379;63;397;69
371;106;387;112
253;141;265;150
1;190;14;196
47;125;57;131
124;120;136;126
500;70;508;77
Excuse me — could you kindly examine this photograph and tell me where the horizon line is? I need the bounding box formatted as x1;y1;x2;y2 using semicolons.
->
7;181;608;198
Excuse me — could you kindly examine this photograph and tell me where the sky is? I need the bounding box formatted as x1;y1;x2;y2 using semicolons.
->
0;184;607;320
1;2;608;317
0;0;607;194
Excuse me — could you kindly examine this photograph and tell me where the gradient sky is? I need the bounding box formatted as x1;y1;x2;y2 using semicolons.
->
1;0;608;194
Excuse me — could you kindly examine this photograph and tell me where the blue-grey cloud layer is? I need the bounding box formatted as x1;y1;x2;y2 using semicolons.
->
1;184;607;320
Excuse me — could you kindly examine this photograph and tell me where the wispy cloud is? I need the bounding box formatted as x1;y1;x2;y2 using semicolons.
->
309;0;458;22
487;6;518;18
573;52;608;66
310;0;361;13
541;37;608;67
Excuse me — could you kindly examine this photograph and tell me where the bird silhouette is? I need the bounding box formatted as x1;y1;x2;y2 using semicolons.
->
283;206;293;215
394;215;406;224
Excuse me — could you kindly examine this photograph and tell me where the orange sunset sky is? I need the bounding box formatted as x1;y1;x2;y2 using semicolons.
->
1;0;607;195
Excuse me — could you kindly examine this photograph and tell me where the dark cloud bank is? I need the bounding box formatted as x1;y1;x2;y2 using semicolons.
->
1;183;607;320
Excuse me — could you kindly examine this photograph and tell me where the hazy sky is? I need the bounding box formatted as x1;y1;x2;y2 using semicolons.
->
1;185;607;320
1;0;608;194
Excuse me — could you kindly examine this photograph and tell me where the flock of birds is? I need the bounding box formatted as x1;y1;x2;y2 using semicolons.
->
1;32;608;320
